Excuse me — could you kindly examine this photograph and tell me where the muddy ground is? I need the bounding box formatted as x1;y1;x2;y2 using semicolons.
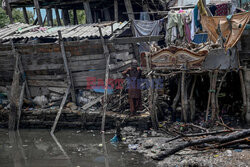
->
121;126;250;167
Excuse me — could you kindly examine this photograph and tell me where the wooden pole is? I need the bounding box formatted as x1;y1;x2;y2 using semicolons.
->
189;75;197;122
181;71;187;123
51;85;70;134
58;31;76;103
215;72;227;120
55;7;62;26
114;0;118;21
83;0;93;23
206;72;213;121
6;0;14;24
172;76;181;121
62;9;70;26
211;70;218;122
145;53;158;129
9;41;20;131
17;82;25;129
239;70;247;122
124;0;134;20
33;0;43;25
46;8;53;26
22;7;29;24
73;9;79;25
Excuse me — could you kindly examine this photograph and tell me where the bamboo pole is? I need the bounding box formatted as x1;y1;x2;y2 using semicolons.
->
114;0;118;21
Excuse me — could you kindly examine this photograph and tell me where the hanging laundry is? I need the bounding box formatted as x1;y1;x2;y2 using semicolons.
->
140;12;150;21
194;5;202;30
201;12;250;50
215;3;229;16
209;5;217;16
190;9;196;40
166;12;184;43
197;0;208;16
133;20;162;52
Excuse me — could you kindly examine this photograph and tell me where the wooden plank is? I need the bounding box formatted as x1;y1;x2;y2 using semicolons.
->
83;0;93;23
82;95;104;110
28;74;66;80
27;80;67;87
23;64;63;71
112;35;164;44
33;0;42;25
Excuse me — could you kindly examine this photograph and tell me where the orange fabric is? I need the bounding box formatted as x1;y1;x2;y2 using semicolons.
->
201;12;250;50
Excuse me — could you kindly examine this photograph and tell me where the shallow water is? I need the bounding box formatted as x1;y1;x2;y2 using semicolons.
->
0;129;155;167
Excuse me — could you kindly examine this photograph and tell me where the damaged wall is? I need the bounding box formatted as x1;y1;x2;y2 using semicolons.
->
0;40;134;97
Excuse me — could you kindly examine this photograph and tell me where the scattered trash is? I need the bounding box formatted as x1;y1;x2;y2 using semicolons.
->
33;95;48;107
128;144;138;150
110;135;119;143
234;149;242;152
98;144;103;147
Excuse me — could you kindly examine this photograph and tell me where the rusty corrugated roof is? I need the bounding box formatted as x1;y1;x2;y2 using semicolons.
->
0;21;128;40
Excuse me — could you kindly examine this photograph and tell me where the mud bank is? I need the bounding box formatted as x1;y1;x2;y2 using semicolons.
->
0;109;151;130
121;126;250;167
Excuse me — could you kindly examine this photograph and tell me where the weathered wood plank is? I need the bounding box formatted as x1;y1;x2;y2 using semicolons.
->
27;80;67;87
28;75;66;80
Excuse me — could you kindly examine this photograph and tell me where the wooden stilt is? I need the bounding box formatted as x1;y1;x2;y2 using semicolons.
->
239;70;247;122
172;77;181;121
114;0;118;21
211;70;218;122
124;0;134;20
206;72;213;121
189;75;197;122
46;8;53;26
22;7;29;24
98;25;111;132
55;7;62;26
58;31;76;103
146;53;158;129
104;8;111;21
62;9;70;26
73;9;78;25
216;72;227;120
181;71;187;123
6;0;14;24
51;85;70;134
33;0;43;25
83;0;93;23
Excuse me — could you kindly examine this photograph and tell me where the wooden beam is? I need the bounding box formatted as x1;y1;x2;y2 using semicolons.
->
46;8;53;26
22;7;29;24
58;31;76;103
33;0;43;25
114;0;118;21
83;0;93;23
55;7;62;26
6;0;14;24
124;0;134;20
73;9;78;25
112;35;164;44
62;9;70;26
